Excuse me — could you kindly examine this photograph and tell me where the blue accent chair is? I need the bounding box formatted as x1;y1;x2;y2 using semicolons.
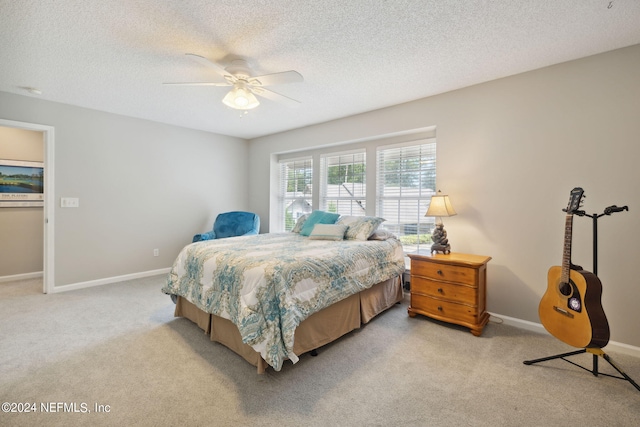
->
192;211;260;243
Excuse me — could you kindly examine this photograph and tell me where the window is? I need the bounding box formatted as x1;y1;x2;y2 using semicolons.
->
279;157;313;231
276;136;437;253
320;149;366;216
376;141;436;252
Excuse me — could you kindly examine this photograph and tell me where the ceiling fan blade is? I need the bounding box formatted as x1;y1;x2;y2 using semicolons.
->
185;53;236;82
251;87;301;107
249;70;303;87
163;82;231;87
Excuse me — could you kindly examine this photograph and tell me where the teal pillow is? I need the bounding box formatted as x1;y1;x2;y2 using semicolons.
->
299;210;340;236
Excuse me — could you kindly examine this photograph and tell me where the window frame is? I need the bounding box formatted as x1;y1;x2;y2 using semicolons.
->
278;156;313;232
319;148;367;216
274;134;437;253
376;140;437;252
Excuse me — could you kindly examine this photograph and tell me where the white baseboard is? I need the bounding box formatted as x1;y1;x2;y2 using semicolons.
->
50;268;171;293
0;271;43;283
490;312;640;359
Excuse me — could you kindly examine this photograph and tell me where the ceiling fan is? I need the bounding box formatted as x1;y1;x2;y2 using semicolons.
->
164;54;303;110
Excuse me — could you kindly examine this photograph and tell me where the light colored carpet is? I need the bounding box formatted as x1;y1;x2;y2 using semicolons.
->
1;276;638;426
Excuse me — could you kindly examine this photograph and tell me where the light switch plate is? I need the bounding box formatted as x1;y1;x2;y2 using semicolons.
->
60;197;79;208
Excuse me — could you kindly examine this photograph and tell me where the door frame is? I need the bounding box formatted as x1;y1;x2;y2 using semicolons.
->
0;118;55;293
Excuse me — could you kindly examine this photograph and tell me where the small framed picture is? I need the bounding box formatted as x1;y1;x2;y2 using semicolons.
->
0;158;44;207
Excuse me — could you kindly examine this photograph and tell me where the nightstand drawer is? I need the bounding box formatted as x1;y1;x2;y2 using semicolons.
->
411;262;478;286
411;277;477;304
410;294;478;324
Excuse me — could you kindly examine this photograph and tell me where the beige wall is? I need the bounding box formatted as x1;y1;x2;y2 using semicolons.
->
0;127;44;277
248;45;640;348
0;93;250;287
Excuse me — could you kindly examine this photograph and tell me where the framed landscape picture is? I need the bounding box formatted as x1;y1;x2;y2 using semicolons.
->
0;159;44;207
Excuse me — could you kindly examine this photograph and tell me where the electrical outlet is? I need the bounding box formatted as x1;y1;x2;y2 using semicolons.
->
153;249;159;257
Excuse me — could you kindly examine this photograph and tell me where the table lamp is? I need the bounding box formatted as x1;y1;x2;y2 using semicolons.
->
425;190;457;254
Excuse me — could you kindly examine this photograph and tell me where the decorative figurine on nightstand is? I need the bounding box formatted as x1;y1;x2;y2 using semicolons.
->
430;223;451;254
425;190;457;254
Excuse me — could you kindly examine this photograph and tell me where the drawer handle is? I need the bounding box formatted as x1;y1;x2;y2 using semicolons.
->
437;306;443;311
437;288;444;294
437;270;443;275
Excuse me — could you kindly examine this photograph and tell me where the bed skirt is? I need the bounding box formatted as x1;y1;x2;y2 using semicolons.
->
174;275;403;373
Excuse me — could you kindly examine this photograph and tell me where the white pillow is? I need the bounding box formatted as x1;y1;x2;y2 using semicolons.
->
291;214;309;233
368;229;396;240
308;224;348;241
336;216;385;241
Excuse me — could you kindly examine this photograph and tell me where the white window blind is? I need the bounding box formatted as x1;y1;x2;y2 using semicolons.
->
279;157;313;231
376;141;436;252
320;149;366;216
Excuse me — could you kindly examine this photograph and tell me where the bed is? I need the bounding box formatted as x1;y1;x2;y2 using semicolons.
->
162;226;406;373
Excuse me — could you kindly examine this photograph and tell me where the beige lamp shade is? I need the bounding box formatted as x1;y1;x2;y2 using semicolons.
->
425;190;456;254
425;191;457;217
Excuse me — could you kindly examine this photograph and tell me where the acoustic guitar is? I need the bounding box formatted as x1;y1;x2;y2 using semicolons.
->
538;187;610;349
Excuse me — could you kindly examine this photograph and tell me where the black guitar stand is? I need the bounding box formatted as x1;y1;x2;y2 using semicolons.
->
523;204;640;392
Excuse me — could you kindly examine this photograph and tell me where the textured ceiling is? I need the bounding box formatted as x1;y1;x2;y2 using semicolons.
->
1;0;639;139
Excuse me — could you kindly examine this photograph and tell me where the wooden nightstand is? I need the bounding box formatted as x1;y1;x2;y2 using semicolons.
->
407;252;491;336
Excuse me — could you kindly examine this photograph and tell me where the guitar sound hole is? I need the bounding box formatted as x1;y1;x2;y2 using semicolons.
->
559;282;572;296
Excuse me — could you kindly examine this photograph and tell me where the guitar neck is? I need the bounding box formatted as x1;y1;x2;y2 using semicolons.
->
561;214;573;282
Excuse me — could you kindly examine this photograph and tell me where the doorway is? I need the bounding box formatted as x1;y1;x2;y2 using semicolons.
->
0;119;54;293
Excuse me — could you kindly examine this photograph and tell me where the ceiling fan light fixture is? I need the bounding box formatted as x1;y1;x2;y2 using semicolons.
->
222;84;260;110
169;53;302;110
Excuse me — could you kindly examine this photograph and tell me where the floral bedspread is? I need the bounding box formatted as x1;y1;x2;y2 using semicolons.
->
162;232;405;371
